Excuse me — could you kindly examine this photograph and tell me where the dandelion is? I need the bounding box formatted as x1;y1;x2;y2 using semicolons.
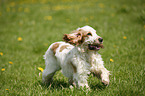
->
53;5;63;11
9;61;13;64
144;25;145;29
31;21;35;25
17;37;22;41
44;16;52;21
141;37;144;41
38;67;44;72
0;52;3;56
98;3;105;8
1;68;5;71
9;2;15;7
111;13;115;17
43;43;48;46
19;20;23;26
6;7;10;12
110;59;114;62
66;19;70;23
24;8;30;13
0;12;2;16
113;45;116;48
85;18;88;22
41;0;47;4
90;16;94;20
123;36;127;39
5;89;9;91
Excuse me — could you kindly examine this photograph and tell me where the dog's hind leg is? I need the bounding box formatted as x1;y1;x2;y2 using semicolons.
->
42;49;60;84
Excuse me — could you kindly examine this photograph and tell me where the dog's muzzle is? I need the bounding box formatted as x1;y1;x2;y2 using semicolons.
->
88;44;104;50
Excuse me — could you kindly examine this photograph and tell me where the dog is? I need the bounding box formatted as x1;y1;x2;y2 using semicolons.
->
42;26;110;88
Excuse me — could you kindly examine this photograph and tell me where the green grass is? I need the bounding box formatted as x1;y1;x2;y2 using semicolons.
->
0;0;145;95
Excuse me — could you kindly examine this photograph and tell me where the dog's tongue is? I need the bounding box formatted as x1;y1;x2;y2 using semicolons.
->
88;44;104;50
99;44;104;48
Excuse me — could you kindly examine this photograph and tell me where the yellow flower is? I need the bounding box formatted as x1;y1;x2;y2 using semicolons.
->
9;61;13;64
1;68;5;71
43;43;48;46
141;37;144;41
44;16;52;21
66;19;70;23
90;16;94;20
18;37;22;41
110;59;114;62
19;21;23;26
9;2;15;7
5;89;9;90
24;8;30;13
6;7;10;12
113;45;116;48
0;52;3;56
0;12;2;16
53;5;63;11
38;67;44;72
111;13;115;17
85;18;88;22
98;3;105;8
144;25;145;29
123;36;127;39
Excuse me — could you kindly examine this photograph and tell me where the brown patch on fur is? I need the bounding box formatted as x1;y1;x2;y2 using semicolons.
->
59;45;70;52
71;62;77;73
51;43;60;54
63;29;91;45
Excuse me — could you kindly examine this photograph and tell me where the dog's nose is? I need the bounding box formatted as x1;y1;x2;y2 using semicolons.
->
98;38;103;43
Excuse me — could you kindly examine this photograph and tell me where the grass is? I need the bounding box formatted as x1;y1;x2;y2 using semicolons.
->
0;0;145;95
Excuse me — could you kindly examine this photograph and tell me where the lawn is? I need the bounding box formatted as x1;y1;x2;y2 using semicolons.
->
0;0;145;95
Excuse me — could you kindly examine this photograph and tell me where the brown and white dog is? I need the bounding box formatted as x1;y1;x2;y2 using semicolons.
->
42;26;110;88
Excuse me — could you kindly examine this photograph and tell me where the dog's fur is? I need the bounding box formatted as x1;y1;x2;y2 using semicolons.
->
42;26;110;88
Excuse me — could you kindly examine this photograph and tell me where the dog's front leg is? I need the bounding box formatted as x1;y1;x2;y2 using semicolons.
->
90;54;110;86
100;68;110;85
71;59;90;89
73;73;89;88
91;67;110;85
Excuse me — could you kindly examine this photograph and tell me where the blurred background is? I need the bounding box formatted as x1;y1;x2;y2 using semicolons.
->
0;0;144;95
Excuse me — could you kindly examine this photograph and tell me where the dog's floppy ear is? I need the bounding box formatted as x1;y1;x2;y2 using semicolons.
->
63;30;83;45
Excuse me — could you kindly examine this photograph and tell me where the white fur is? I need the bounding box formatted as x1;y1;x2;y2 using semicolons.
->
42;26;110;88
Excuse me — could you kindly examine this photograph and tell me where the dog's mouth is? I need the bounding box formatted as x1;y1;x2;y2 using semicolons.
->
88;44;104;50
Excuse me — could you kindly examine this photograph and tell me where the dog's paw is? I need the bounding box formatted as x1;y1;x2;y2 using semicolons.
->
102;80;109;86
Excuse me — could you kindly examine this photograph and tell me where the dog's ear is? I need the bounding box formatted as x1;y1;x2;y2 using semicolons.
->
63;31;83;45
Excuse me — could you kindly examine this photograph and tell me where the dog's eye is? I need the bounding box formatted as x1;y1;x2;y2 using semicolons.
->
76;33;81;37
87;33;92;36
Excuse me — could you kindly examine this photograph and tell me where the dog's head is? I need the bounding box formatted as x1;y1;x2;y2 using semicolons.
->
63;26;104;51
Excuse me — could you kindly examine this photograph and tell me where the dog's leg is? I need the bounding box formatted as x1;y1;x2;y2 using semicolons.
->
42;50;60;84
71;60;90;89
73;73;89;89
68;77;76;88
100;68;110;85
90;53;110;86
68;77;74;85
92;67;110;85
42;70;56;84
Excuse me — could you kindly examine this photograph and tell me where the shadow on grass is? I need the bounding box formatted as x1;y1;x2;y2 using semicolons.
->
90;83;107;91
37;80;107;91
37;80;69;90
